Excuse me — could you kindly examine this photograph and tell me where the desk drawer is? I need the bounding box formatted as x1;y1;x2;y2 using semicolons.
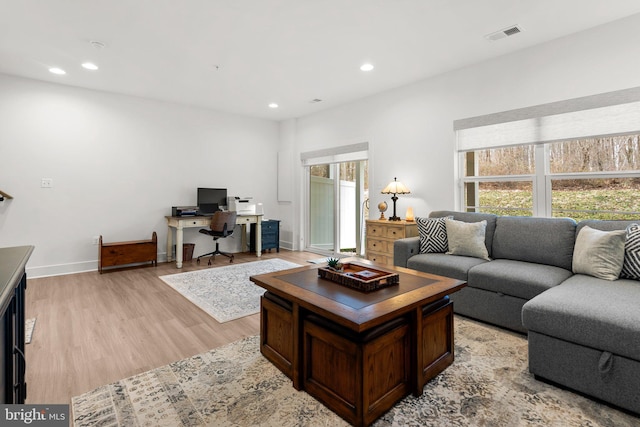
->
237;216;257;225
187;219;209;226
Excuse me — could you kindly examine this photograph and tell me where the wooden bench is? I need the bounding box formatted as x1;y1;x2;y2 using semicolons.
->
99;232;157;273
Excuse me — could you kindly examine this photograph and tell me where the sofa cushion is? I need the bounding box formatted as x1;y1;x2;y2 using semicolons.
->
572;226;626;280
522;274;640;361
429;211;497;257
445;219;490;260
491;216;576;270
416;216;451;253
407;253;488;281
621;223;640;280
467;259;573;300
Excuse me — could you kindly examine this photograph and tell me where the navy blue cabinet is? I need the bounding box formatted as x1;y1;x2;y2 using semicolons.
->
250;220;280;253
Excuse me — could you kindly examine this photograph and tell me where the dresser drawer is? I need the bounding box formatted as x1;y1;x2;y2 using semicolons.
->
367;224;386;238
262;222;279;231
367;252;390;265
384;224;406;239
366;239;388;254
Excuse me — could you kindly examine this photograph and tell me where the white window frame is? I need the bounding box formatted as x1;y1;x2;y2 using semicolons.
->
456;87;640;218
460;143;640;218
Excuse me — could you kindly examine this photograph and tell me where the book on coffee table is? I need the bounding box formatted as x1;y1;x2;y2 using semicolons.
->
352;270;377;279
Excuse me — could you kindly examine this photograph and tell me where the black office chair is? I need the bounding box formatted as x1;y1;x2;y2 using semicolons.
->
196;211;237;265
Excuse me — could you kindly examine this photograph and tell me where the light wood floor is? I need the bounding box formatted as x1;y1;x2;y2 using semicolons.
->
25;250;319;405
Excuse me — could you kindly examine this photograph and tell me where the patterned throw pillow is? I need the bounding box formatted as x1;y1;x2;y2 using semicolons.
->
416;216;451;254
621;223;640;280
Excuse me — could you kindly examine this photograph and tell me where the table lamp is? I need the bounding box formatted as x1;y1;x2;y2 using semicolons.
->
381;177;410;221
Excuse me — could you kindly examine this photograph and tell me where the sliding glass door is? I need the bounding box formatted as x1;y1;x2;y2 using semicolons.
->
307;160;368;256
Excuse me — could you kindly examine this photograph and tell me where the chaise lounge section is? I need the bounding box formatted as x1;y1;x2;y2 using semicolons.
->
393;211;640;414
522;220;640;414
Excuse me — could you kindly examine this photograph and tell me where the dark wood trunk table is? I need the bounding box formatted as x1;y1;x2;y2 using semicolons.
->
250;257;466;427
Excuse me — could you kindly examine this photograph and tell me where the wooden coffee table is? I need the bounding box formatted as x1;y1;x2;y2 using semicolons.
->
250;257;466;427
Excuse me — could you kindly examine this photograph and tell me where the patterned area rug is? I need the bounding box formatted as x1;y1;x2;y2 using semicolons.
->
72;316;639;426
159;259;300;323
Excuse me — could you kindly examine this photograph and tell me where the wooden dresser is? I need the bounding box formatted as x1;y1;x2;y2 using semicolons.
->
365;219;418;266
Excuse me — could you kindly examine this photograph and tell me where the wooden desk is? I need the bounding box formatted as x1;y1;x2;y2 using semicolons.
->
250;258;466;426
165;214;263;268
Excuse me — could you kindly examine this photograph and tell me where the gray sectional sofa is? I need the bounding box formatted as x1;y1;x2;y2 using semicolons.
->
393;210;640;414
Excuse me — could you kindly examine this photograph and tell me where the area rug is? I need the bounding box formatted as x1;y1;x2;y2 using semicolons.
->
25;317;36;344
71;316;639;426
159;259;300;323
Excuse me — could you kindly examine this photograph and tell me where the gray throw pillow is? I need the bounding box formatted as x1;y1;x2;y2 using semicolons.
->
621;223;640;281
416;216;452;254
445;219;490;260
572;226;626;281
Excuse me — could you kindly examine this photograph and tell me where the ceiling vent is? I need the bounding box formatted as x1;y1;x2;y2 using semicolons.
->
90;40;106;49
485;25;523;41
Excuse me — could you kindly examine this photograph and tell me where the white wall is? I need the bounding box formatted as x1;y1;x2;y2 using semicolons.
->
4;13;640;269
0;74;279;276
284;13;640;250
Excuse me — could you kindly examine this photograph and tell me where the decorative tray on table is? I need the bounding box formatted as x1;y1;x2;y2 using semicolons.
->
317;262;399;292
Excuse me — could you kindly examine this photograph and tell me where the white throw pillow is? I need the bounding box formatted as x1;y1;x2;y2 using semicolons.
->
445;219;490;260
572;226;626;281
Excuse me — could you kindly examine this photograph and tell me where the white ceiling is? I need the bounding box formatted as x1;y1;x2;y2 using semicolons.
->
2;1;640;121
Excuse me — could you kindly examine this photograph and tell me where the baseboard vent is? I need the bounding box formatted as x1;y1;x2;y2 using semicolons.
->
485;25;523;41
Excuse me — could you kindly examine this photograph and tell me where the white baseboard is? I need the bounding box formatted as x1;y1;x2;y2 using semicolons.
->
279;240;295;251
27;260;97;278
26;247;306;278
27;253;170;278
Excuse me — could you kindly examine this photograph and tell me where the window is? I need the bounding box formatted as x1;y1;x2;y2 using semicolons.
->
548;135;640;221
462;135;640;220
456;87;640;220
463;146;535;216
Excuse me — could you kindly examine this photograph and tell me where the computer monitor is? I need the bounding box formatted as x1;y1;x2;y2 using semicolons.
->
197;188;227;215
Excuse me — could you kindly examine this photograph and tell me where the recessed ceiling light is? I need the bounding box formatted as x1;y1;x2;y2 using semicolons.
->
360;63;374;71
82;62;99;70
268;103;279;109
49;67;66;75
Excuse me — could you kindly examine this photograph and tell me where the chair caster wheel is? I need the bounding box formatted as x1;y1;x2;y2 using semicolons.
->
208;260;212;266
196;259;200;265
229;256;234;263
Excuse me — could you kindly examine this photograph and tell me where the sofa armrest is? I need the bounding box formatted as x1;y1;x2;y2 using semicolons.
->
394;237;420;268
